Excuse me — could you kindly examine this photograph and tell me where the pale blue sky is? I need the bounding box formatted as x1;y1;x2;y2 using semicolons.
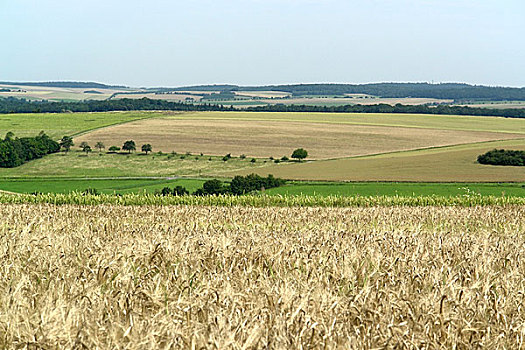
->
1;0;523;87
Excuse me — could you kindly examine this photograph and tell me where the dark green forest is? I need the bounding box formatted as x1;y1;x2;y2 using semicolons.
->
166;83;525;101
0;132;60;168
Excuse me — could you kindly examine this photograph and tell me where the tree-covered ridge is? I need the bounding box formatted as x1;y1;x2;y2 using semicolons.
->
166;83;525;101
0;81;127;89
2;96;525;118
0;132;60;168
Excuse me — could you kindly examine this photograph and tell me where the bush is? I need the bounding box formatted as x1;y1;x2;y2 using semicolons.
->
82;188;99;195
194;179;227;196
240;154;246;159
478;149;525;166
281;156;289;161
108;146;120;153
291;148;308;161
160;186;189;196
251;158;256;163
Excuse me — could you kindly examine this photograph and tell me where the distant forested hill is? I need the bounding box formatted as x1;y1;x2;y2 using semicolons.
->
2;96;525;118
167;83;525;101
0;81;128;89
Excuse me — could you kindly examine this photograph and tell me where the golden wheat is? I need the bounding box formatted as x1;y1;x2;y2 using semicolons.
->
1;204;525;348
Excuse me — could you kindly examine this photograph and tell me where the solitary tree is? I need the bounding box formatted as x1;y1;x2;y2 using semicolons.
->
79;141;89;151
122;140;136;153
95;141;105;152
291;148;308;161
60;136;74;153
141;144;152;155
82;145;92;154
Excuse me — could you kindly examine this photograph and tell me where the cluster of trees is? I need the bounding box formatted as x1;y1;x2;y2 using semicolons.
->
0;132;60;168
477;149;525;166
159;174;285;197
2;96;525;119
71;139;153;154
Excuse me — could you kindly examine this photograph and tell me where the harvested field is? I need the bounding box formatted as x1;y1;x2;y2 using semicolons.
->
1;204;525;348
75;116;523;159
243;139;525;182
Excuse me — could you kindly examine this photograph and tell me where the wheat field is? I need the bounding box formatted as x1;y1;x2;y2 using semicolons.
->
1;204;525;348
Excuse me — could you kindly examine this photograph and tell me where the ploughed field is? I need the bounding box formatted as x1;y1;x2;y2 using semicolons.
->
1;204;525;348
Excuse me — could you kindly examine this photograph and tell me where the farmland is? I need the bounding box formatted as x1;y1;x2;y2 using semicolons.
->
75;111;525;159
2;111;525;187
2;203;525;348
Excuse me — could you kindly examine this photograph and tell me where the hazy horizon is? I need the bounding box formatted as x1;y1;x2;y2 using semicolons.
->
1;0;524;87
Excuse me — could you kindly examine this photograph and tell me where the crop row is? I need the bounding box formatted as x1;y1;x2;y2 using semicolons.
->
1;192;525;207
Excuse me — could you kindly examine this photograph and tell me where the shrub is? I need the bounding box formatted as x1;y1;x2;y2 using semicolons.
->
291;148;308;161
251;158;256;163
478;149;525;166
108;146;120;153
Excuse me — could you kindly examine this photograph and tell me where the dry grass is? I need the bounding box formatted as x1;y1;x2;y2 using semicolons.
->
1;204;525;348
74;117;522;160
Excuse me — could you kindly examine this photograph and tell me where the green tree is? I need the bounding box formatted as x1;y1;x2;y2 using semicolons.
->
95;141;105;152
141;144;152;154
291;148;308;161
108;146;120;153
59;136;74;153
122;140;136;153
79;141;89;151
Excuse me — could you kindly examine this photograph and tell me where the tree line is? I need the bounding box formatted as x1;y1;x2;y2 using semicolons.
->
0;132;60;168
2;96;525;118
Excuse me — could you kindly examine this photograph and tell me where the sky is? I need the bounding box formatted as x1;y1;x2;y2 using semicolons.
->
0;0;524;87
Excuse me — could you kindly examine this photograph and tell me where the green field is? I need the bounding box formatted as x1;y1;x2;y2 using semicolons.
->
266;181;525;197
2;177;525;197
0;111;159;138
0;151;269;178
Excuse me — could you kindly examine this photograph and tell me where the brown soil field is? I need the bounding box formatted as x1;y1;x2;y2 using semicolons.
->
75;117;523;160
2;204;525;348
